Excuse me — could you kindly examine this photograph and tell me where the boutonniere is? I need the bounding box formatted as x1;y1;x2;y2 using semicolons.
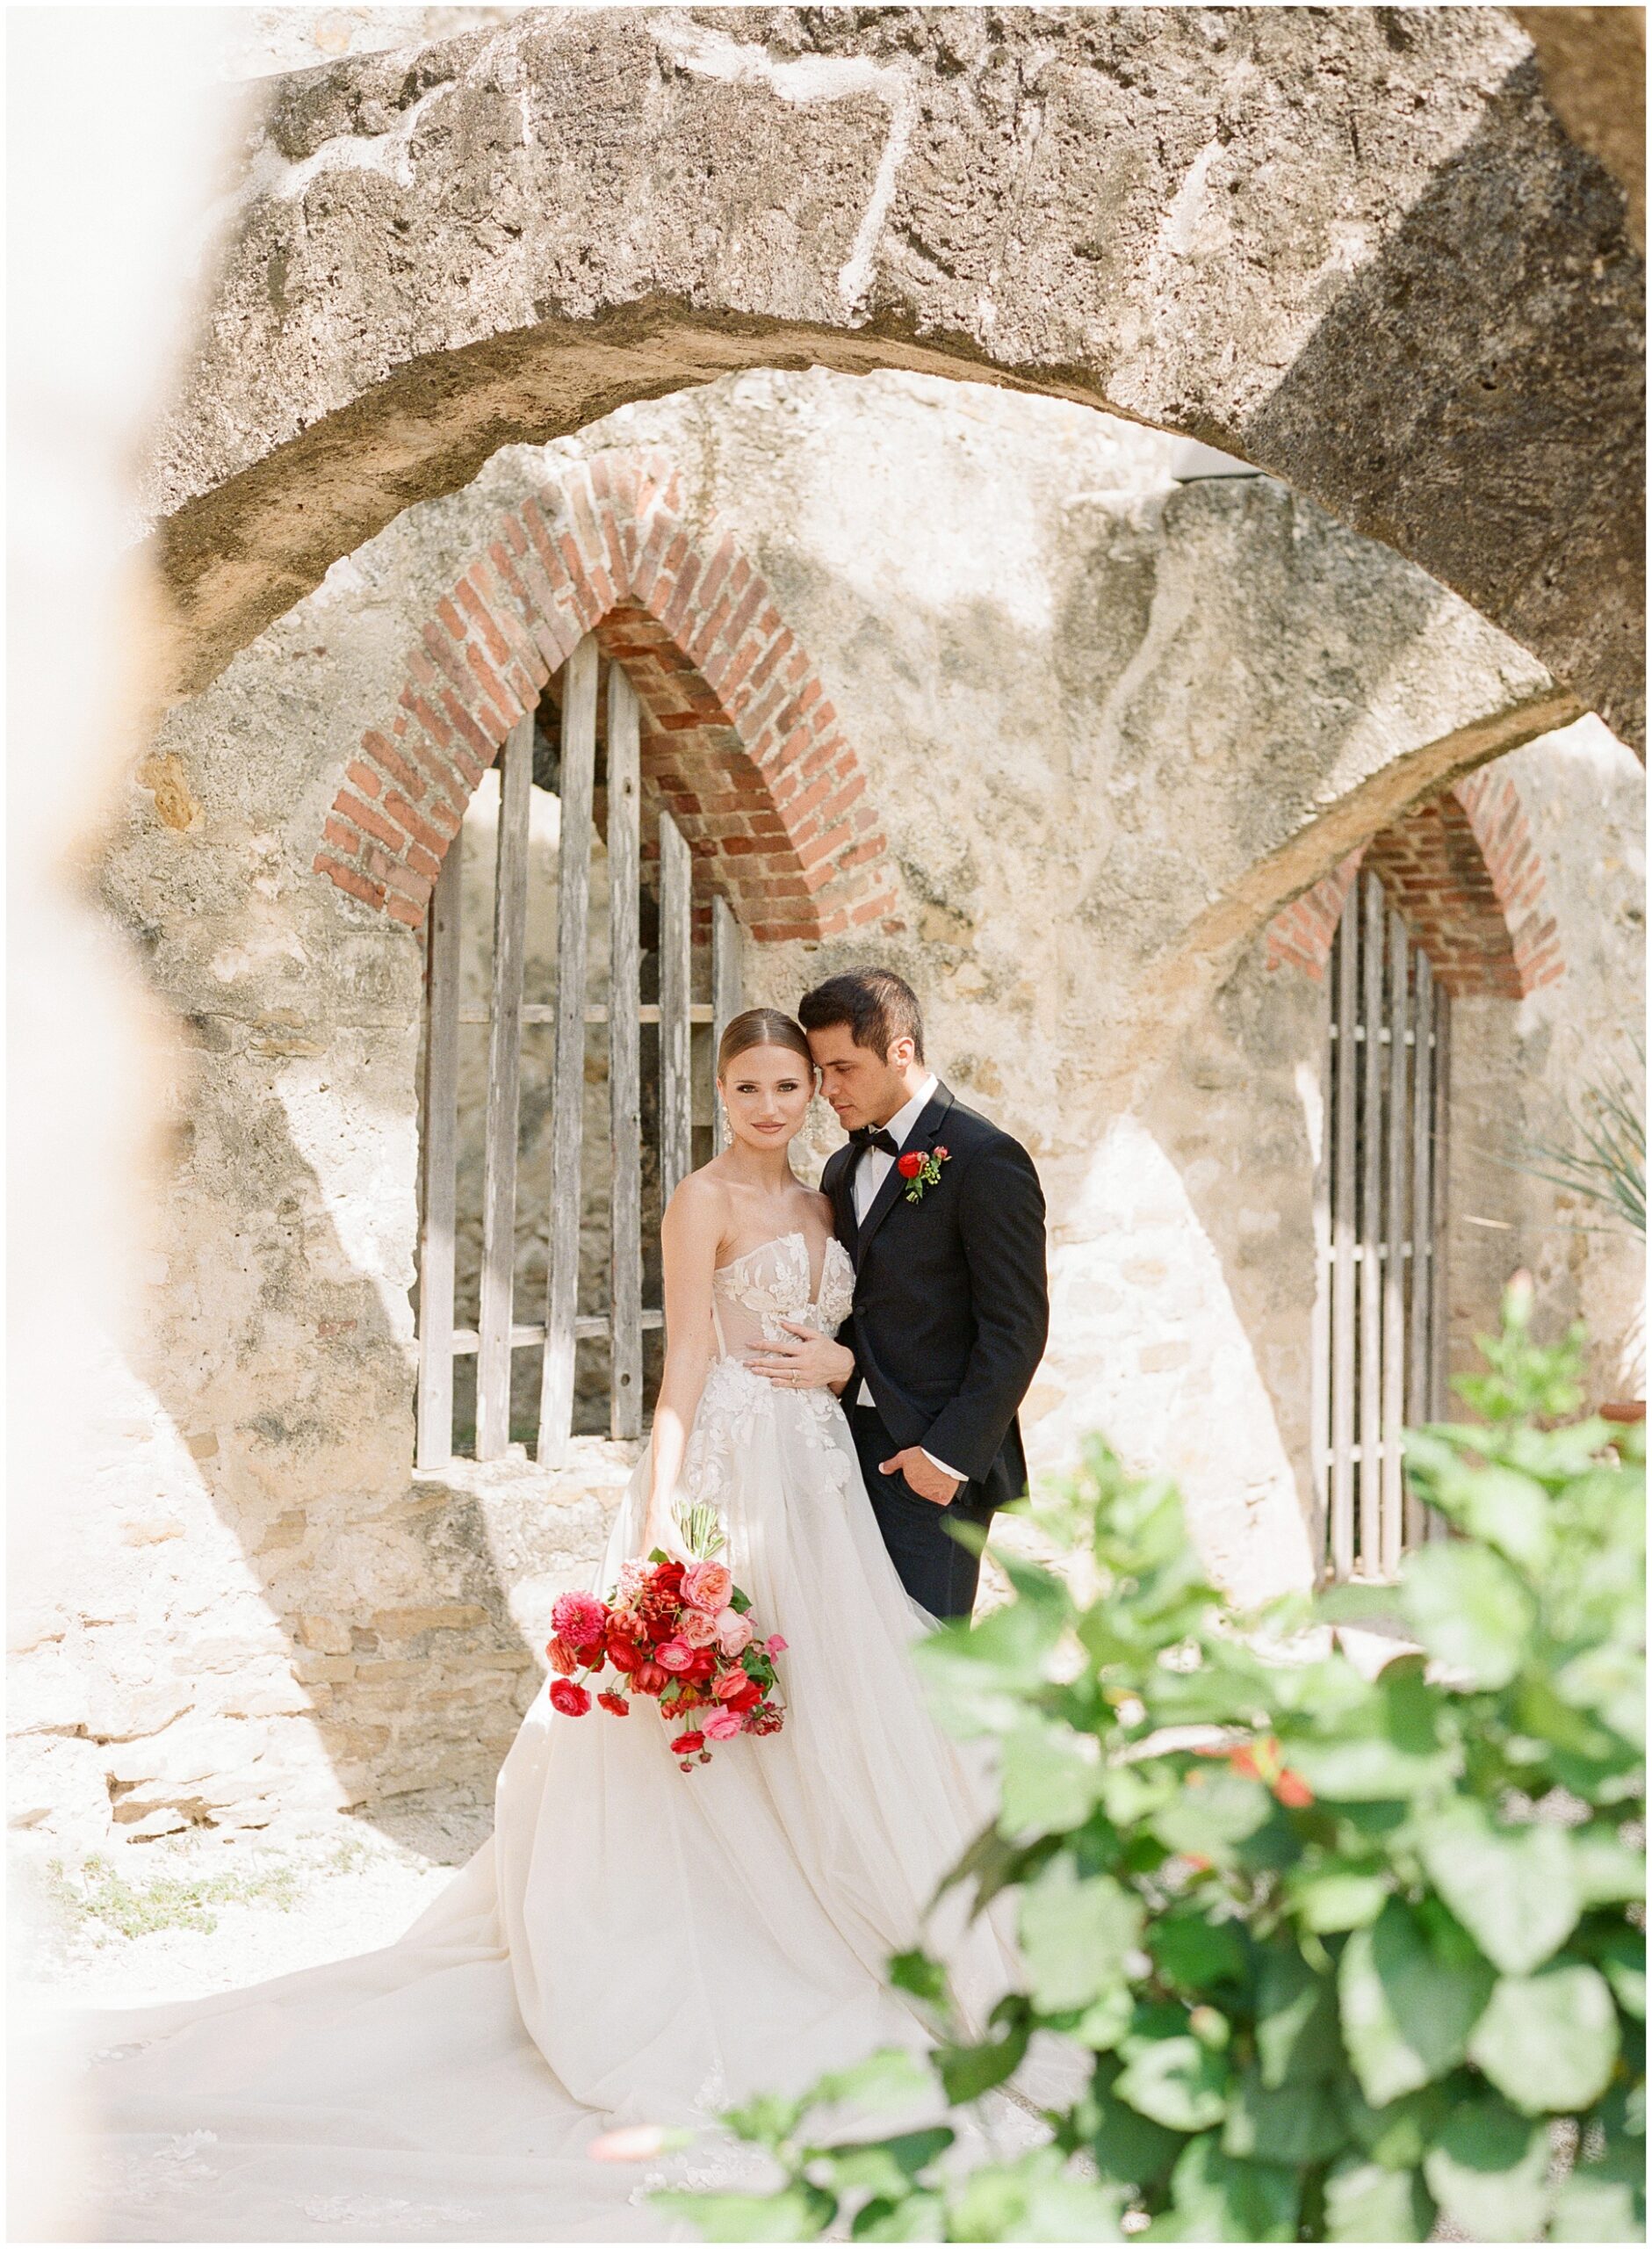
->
897;1145;949;1202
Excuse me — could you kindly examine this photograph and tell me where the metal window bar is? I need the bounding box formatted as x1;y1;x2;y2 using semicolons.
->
413;633;741;1469
1315;865;1452;1581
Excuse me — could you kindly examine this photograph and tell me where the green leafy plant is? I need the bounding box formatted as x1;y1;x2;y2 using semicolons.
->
659;1285;1645;2240
1509;1039;1646;1240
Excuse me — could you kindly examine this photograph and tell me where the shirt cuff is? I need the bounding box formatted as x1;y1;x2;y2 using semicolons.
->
920;1446;966;1486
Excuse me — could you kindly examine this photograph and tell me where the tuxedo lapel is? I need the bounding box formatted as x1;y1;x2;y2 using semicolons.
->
855;1082;956;1267
825;1146;859;1257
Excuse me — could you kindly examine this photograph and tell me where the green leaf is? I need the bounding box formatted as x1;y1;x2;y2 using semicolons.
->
1421;2096;1550;2242
1088;2084;1184;2191
1148;1911;1248;1996
1550;2134;1647;2242
1284;1732;1452;1802
1400;1541;1536;1689
1072;1982;1135;2053
1323;2159;1433;2243
651;2183;837;2239
935;2013;1029;2106
1338;2079;1448;2170
887;1950;952;2014
825;2129;953;2200
999;1722;1104;1838
1255;1944;1341;2087
1591;1923;1647;2019
1571;1826;1648;1906
811;2046;936;2119
946;2150;1124;2243
1221;2070;1344;2166
1168;2133;1300;2242
1151;1772;1277;1867
1115;2032;1231;2132
1402;1436;1553;1573
721;2090;807;2144
850;2191;947;2241
1468;1961;1621;2115
1286;1862;1389;1933
1555;1642;1647;1752
1415;1804;1583;1973
1018;1855;1142;2014
1338;1901;1493;2105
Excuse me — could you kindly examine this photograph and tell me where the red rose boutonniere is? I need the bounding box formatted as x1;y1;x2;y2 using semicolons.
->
898;1145;949;1203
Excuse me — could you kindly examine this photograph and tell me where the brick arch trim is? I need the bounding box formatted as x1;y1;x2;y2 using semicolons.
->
1264;764;1563;995
311;448;896;943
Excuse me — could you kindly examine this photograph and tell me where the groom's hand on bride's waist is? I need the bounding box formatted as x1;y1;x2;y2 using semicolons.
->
878;1448;962;1507
744;1322;856;1392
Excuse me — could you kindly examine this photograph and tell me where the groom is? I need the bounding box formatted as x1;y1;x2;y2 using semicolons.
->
792;966;1049;1621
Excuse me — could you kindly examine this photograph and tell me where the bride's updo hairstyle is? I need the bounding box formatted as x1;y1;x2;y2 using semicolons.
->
717;1007;816;1081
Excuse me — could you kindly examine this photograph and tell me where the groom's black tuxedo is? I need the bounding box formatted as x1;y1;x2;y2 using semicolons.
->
822;1081;1049;1621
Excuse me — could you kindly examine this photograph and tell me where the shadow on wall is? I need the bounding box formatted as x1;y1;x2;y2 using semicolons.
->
1243;49;1644;752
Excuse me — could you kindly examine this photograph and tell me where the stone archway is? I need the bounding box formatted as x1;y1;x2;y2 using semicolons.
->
150;9;1641;748
313;447;893;940
1264;763;1561;996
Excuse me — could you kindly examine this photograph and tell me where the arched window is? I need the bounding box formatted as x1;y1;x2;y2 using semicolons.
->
413;640;742;1470
1314;864;1449;1582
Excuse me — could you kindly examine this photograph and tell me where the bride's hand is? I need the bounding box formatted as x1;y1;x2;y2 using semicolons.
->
745;1323;856;1393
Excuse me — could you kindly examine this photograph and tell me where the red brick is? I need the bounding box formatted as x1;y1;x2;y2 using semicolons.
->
315;856;386;910
384;792;448;860
337;788;408;854
345;758;382;799
361;737;426;800
456;575;512;666
386;894;425;929
323;814;362;855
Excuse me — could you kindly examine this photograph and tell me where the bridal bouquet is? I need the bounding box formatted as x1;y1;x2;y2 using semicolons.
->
544;1501;786;1772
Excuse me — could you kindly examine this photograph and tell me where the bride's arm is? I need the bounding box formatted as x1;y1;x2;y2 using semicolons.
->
639;1175;724;1558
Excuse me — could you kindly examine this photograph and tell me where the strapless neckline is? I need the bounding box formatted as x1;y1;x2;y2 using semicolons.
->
713;1229;850;1310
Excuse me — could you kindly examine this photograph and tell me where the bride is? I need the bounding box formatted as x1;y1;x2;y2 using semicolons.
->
66;1009;1056;2242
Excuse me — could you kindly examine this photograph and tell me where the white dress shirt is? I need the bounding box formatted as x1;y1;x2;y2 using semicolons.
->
849;1074;965;1487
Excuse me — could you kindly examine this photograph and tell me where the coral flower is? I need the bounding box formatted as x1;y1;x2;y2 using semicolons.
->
681;1561;732;1614
595;1690;629;1717
549;1678;591;1717
679;1608;718;1648
552;1591;609;1651
631;1660;668;1696
545;1637;579;1676
656;1638;696;1674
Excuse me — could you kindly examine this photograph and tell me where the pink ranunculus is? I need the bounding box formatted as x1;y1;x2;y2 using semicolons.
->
703;1708;743;1740
552;1591;609;1650
589;2124;670;2162
679;1607;718;1648
763;1633;789;1656
655;1638;696;1674
715;1607;754;1656
680;1561;732;1614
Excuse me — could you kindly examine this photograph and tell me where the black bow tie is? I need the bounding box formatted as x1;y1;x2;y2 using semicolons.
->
849;1125;900;1157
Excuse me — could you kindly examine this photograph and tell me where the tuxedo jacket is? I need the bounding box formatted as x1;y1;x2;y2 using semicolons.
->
821;1081;1049;1514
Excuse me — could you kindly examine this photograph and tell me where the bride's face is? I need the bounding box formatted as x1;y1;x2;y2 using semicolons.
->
719;1044;817;1152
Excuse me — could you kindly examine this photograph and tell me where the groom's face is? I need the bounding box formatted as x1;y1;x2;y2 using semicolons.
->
805;1024;915;1132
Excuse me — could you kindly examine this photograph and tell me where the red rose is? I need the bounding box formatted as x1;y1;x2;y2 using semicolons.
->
670;1731;705;1757
688;1648;719;1682
549;1678;590;1717
631;1660;669;1696
545;1637;579;1676
595;1690;629;1717
897;1150;925;1178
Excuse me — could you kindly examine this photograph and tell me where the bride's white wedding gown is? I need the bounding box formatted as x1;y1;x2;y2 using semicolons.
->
64;1234;1066;2241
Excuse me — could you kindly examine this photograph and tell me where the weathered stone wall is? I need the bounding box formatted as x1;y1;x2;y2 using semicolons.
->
149;8;1642;746
16;369;1637;1846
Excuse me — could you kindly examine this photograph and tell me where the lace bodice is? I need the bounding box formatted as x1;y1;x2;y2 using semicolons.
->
710;1230;855;1362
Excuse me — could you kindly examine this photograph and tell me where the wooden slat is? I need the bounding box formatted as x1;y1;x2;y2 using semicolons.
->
1309;988;1333;1568
711;894;741;1152
1430;994;1453;1434
458;1002;713;1026
537;635;597;1466
608;663;643;1439
659;812;693;1204
476;711;536;1458
1381;908;1410;1579
456;1310;663;1353
1405;951;1436;1551
1328;896;1360;1581
415;840;463;1469
1357;873;1384;1574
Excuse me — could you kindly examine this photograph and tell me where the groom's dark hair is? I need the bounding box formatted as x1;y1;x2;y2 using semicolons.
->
797;967;926;1064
